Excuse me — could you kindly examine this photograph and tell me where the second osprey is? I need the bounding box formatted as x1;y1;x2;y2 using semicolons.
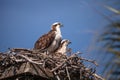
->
34;22;63;53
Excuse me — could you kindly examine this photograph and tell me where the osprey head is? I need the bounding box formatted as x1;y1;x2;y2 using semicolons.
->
61;39;71;46
51;22;63;31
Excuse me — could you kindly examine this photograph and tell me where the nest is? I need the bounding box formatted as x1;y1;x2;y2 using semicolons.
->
0;48;104;80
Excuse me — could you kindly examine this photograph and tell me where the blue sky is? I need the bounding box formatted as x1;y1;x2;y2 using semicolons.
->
0;0;114;75
0;0;106;52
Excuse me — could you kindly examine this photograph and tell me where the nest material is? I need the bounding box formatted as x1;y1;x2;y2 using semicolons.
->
0;48;104;80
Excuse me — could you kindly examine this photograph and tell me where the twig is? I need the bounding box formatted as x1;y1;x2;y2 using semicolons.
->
93;73;105;80
51;54;75;72
54;72;60;80
9;48;32;53
66;66;71;80
79;69;82;80
80;58;98;66
16;54;43;65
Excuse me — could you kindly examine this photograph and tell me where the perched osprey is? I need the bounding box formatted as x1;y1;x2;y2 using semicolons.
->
55;39;71;55
34;22;63;53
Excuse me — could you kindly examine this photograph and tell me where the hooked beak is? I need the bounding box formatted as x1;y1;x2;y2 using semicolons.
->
68;41;71;44
60;24;63;27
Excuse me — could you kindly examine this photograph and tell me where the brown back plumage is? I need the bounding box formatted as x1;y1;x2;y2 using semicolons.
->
34;30;56;50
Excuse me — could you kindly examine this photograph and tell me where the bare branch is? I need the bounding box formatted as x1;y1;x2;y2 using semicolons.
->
16;54;43;65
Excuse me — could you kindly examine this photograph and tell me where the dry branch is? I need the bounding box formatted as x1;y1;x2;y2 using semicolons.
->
16;54;43;65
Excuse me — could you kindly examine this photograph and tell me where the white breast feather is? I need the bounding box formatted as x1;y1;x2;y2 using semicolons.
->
57;45;67;54
48;26;62;52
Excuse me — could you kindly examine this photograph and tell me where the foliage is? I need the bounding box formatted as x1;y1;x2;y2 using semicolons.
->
97;0;120;79
99;21;120;57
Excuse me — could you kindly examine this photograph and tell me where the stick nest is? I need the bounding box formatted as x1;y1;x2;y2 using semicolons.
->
0;48;104;80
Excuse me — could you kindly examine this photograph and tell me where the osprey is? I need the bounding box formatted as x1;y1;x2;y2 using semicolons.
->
55;39;71;55
34;22;63;53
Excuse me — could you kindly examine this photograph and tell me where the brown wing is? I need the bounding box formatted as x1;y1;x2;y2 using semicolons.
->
34;30;56;50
